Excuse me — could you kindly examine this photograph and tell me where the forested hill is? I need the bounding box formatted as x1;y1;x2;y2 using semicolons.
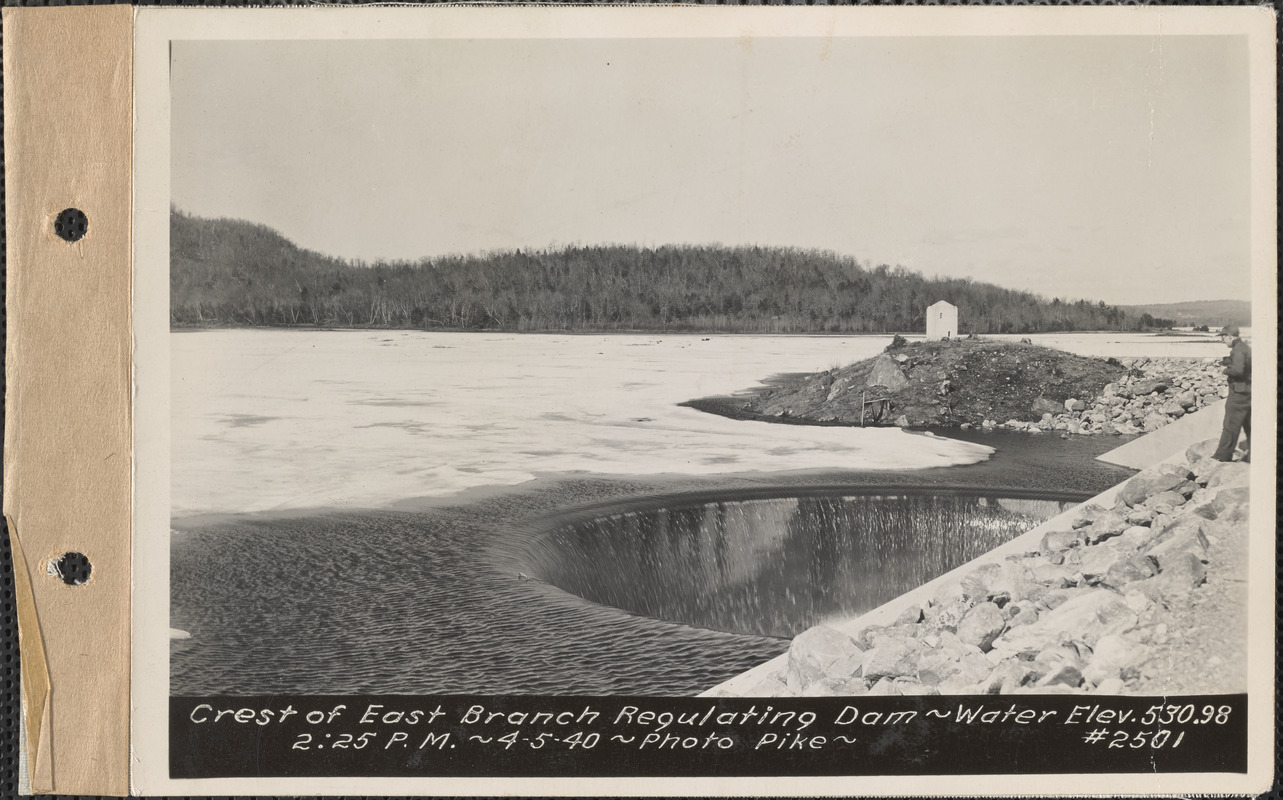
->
171;210;1154;334
1117;300;1250;329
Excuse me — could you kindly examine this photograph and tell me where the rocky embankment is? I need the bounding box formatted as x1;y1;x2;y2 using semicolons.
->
736;339;1227;435
723;438;1248;697
979;356;1228;437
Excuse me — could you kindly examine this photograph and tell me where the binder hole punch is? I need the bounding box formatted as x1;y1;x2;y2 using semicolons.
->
47;552;92;586
53;207;88;242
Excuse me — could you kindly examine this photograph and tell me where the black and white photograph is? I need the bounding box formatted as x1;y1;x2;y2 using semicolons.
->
129;7;1275;794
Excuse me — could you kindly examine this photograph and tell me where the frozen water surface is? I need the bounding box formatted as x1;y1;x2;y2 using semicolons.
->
170;330;1226;518
173;331;911;516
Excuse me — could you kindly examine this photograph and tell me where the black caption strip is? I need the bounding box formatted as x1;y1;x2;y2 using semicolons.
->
171;694;1247;779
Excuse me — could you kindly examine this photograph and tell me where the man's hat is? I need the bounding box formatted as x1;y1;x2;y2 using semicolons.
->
1220;324;1240;337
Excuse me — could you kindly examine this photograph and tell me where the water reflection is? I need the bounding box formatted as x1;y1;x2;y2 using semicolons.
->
528;493;1071;638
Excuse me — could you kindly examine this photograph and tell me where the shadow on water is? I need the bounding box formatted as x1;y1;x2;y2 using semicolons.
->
524;489;1077;640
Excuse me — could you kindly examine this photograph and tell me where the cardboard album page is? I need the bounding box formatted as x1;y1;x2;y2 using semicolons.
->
19;4;1283;796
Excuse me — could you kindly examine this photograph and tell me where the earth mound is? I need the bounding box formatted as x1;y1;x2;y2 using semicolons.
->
740;338;1128;429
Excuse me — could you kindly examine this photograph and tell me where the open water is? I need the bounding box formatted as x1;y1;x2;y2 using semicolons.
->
170;485;1075;695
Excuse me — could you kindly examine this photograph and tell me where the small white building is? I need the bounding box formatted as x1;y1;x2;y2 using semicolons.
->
926;300;958;340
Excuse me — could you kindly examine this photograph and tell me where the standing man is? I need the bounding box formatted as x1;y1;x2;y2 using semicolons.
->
1213;324;1251;462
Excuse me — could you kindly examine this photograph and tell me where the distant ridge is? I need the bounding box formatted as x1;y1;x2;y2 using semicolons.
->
170;209;1160;334
1117;300;1250;328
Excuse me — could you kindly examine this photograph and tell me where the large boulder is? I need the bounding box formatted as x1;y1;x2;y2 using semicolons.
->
1076;545;1128;585
826;377;852;402
978;660;1040;694
865;355;909;391
1032;397;1063;416
862;639;923;681
1141;412;1168;432
1004;600;1041;628
1031;563;1077;589
987;562;1036;603
922;599;971;635
1130;553;1206;602
1118;466;1195;507
1038;663;1085;689
1083;634;1150;686
1185;438;1220;464
1190;457;1232;487
1071;504;1109;529
1124;505;1155;526
1115;525;1158;551
1149;511;1199;539
993;589;1138;653
1146;490;1187;509
955;602;1006;651
1104;554;1159;588
1082;510;1129;544
856;623;919;653
1039;587;1092;611
930;652;993;693
1132;377;1171;396
1152;550;1208;592
892;679;937;697
786;625;865;691
916;649;962;687
1041;530;1080;553
1191;485;1250;523
959;564;1002;601
1145;521;1209;563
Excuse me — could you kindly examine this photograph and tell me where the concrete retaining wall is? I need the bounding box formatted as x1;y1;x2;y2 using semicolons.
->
1095;400;1226;469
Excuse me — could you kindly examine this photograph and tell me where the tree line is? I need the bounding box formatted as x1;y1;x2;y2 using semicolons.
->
170;209;1173;334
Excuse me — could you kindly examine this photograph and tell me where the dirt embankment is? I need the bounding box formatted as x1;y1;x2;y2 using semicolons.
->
709;338;1224;434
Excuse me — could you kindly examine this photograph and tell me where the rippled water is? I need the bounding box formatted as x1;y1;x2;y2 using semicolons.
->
527;491;1072;639
171;486;1071;696
170;504;787;696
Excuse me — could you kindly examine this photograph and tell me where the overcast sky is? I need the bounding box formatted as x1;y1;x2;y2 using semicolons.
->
171;35;1251;306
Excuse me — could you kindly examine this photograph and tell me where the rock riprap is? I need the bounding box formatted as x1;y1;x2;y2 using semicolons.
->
983;357;1226;437
728;438;1248;697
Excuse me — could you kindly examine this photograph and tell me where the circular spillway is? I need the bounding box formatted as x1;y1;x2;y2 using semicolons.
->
525;489;1077;639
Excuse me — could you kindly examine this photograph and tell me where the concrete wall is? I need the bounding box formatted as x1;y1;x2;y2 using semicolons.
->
1095;399;1226;469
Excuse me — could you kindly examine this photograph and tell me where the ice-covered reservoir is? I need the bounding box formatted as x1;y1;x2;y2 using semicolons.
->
170;330;1226;518
171;331;979;517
